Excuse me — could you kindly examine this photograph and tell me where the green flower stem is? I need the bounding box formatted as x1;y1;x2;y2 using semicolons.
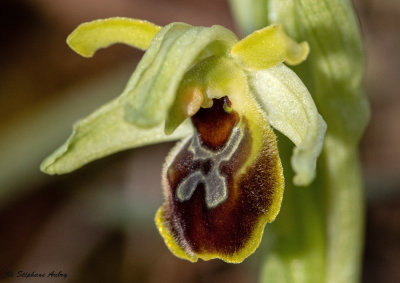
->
260;122;365;283
323;136;364;283
278;1;369;281
261;133;326;283
230;0;369;282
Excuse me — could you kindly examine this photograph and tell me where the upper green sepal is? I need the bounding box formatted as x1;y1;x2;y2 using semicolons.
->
120;23;238;128
164;56;246;134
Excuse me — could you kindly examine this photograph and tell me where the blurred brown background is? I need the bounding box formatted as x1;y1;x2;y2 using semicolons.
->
0;0;399;282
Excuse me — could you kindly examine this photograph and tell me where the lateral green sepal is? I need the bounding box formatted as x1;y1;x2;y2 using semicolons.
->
249;64;326;186
40;98;192;174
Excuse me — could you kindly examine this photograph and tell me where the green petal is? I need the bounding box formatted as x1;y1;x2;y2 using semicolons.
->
40;98;192;175
230;24;309;70
249;63;326;186
67;17;161;57
120;23;238;128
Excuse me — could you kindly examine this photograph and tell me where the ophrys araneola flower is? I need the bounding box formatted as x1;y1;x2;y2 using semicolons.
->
41;17;326;263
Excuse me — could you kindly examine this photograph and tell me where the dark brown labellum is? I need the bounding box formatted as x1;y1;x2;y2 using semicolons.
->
156;96;283;262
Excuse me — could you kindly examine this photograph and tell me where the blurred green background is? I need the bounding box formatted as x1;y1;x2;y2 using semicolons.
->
0;0;399;282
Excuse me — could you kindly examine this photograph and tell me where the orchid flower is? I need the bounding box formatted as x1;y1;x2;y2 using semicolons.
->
41;17;326;263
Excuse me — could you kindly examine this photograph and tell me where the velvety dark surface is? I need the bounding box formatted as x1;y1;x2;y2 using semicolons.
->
164;97;279;256
191;97;239;150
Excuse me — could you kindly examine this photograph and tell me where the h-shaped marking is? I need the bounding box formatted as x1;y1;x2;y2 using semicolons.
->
176;127;243;208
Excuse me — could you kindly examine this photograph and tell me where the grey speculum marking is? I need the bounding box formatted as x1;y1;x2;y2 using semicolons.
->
176;127;243;208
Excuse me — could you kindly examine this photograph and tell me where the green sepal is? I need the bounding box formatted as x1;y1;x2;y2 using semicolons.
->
165;56;245;134
120;23;238;128
249;64;326;186
40;98;192;175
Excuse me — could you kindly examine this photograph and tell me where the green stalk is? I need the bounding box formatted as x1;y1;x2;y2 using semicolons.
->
260;132;326;283
229;0;369;282
323;136;364;283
